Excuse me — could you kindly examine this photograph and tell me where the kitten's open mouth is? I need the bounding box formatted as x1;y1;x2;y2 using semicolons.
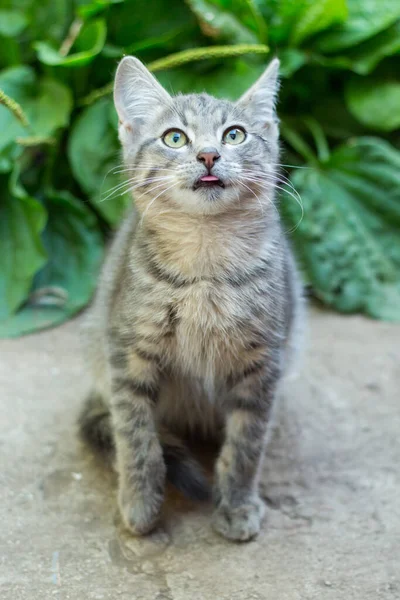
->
194;175;225;190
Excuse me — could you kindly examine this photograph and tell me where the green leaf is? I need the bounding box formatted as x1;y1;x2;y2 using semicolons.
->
157;57;265;99
35;19;107;67
24;77;73;137
82;44;269;105
68;98;130;225
308;95;366;140
4;0;70;45
345;75;400;132
188;0;267;42
0;189;104;337
316;0;400;52
0;66;72;170
0;172;47;322
289;0;347;46
77;0;124;20
187;0;259;44
282;138;400;321
107;0;197;49
0;10;28;37
278;48;307;77
0;66;34;167
342;21;400;74
266;0;347;45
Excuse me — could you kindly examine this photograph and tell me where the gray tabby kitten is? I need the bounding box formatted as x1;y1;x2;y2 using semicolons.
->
79;56;303;541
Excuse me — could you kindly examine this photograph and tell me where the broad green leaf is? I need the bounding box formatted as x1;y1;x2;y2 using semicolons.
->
107;0;197;48
282;138;400;321
0;66;72;170
0;37;21;69
278;48;307;77
0;172;47;322
0;66;34;165
35;19;107;67
31;0;70;43
187;0;259;44
308;95;366;140
0;10;28;37
68;98;130;225
342;21;400;74
345;75;400;132
103;25;191;58
157;57;265;99
188;0;267;41
82;44;269;105
265;0;347;45
77;0;124;19
289;0;347;46
316;0;400;52
2;0;70;44
24;78;73;137
0;189;104;337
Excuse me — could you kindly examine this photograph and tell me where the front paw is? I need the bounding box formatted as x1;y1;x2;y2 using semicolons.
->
212;496;266;541
118;484;164;536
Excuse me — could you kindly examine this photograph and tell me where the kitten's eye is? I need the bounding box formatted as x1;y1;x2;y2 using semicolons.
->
162;129;188;148
223;126;246;145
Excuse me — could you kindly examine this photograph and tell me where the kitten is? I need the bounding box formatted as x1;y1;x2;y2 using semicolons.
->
79;56;304;541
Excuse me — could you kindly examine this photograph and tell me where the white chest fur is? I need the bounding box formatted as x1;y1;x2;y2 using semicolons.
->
171;280;249;384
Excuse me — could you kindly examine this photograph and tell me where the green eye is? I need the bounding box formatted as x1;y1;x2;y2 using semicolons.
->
223;127;246;145
162;130;188;148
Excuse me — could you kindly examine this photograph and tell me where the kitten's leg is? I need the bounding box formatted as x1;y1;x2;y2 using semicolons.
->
78;391;115;463
110;345;165;535
213;358;280;541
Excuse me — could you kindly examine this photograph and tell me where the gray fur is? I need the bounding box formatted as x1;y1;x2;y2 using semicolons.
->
80;56;304;541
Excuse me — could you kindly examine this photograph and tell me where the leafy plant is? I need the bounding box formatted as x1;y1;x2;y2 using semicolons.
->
1;0;400;336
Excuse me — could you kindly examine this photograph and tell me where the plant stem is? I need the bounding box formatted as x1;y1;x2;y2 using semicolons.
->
303;117;330;163
280;122;318;165
0;88;29;128
59;18;83;57
148;43;269;71
81;43;269;105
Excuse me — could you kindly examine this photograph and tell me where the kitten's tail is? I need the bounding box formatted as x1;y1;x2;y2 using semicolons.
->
78;392;211;502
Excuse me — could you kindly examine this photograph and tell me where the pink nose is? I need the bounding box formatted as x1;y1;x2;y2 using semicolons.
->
197;150;220;169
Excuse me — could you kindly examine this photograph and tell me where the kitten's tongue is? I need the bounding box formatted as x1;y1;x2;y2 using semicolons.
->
200;175;220;182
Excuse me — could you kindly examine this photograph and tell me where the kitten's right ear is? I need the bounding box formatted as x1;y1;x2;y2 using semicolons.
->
114;56;171;136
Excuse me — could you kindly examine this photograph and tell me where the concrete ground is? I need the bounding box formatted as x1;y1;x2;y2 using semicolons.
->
1;307;399;600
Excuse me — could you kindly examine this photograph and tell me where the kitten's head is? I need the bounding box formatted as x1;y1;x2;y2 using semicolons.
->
114;56;280;216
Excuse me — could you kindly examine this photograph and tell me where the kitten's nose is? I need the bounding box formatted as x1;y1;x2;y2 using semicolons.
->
197;148;220;169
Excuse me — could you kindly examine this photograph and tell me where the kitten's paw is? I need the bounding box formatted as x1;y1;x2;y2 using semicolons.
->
118;487;163;536
212;496;266;542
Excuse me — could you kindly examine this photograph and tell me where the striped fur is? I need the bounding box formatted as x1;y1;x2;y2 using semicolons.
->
80;57;304;541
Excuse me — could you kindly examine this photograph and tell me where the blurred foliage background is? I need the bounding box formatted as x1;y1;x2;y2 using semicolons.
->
1;0;400;336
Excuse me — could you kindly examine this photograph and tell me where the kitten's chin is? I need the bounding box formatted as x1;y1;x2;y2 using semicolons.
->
169;186;235;215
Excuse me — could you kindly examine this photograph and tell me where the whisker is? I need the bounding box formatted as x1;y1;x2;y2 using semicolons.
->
139;182;180;227
112;166;174;174
276;163;311;170
134;178;176;201
237;179;265;218
100;175;174;203
237;170;304;230
240;169;303;206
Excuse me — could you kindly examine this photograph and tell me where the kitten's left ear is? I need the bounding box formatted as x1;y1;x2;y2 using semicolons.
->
114;56;171;137
236;58;280;129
